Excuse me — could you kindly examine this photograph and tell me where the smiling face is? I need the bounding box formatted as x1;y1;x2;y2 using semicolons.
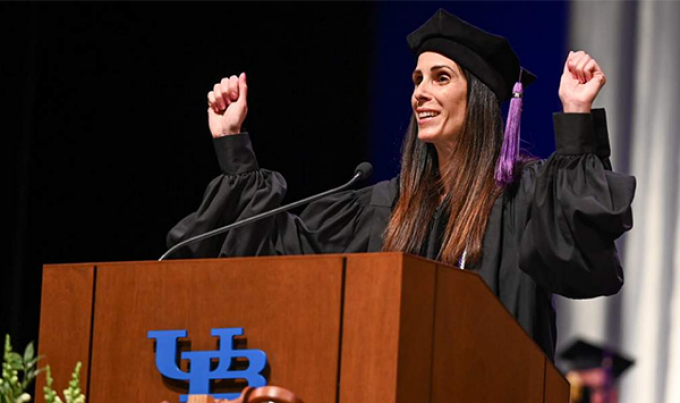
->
412;52;468;149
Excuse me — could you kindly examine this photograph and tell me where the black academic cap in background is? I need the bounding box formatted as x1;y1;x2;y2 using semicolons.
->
558;339;635;380
407;8;537;103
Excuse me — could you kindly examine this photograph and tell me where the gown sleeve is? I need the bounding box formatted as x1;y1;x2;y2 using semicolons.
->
166;133;375;259
517;109;636;298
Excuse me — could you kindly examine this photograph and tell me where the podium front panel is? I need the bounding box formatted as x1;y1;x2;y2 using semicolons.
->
82;256;344;403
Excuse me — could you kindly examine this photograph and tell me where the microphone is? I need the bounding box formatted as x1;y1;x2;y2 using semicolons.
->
158;162;373;261
353;161;373;182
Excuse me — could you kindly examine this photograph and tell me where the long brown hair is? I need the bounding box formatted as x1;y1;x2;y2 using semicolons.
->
382;69;505;267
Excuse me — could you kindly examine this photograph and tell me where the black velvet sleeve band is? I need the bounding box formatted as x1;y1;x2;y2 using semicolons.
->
591;109;611;159
553;112;597;155
212;132;260;175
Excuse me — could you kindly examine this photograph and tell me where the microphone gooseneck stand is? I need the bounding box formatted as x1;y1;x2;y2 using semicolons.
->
158;162;373;261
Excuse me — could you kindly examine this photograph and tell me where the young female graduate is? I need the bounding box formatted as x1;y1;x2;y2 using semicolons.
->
167;9;636;360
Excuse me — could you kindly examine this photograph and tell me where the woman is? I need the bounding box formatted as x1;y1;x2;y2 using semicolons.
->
167;9;636;360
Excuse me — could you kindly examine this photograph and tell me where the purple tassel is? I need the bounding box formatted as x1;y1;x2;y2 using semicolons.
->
495;81;523;187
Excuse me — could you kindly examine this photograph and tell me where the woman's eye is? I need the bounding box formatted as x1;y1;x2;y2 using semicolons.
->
437;74;451;83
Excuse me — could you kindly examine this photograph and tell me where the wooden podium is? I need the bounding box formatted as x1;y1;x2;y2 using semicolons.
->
36;252;568;403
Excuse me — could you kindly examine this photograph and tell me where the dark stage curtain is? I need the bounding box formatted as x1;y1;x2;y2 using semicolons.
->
3;1;374;351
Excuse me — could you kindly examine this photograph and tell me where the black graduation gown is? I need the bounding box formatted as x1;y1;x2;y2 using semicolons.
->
167;109;636;360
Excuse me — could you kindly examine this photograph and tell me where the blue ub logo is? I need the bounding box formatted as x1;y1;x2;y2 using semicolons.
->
148;328;267;402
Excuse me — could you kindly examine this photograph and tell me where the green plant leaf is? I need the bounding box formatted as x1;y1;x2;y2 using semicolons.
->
22;344;34;364
7;353;22;364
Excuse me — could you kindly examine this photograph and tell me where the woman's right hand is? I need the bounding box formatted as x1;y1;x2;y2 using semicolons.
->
207;72;248;138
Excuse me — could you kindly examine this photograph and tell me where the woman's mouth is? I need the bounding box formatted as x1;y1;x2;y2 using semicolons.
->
417;110;440;123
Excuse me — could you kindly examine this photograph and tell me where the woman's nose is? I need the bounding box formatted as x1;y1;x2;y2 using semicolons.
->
413;82;431;103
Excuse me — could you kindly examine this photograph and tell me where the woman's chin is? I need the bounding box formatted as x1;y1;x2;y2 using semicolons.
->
417;132;439;143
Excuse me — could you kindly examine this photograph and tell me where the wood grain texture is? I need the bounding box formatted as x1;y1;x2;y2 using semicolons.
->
395;255;437;403
83;255;343;403
431;264;546;403
340;253;436;403
339;253;401;403
36;264;96;403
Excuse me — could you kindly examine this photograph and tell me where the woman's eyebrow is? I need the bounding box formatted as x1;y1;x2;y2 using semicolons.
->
430;65;455;72
412;65;457;80
412;65;456;75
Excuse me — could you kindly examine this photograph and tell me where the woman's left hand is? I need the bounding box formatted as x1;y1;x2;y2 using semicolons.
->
558;51;607;113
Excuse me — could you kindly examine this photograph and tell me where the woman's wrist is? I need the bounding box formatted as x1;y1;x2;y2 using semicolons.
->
213;126;242;138
561;101;592;114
